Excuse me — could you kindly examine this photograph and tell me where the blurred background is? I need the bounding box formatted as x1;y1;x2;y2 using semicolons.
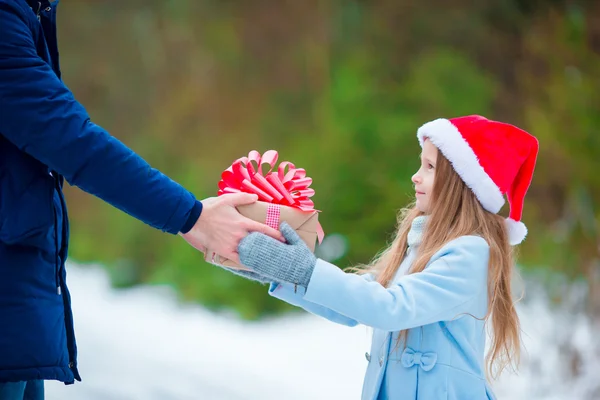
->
46;0;599;399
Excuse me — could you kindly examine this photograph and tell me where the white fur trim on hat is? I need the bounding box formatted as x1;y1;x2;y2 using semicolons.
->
505;218;527;245
417;118;505;213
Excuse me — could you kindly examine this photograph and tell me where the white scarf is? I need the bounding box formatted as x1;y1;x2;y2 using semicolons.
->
407;215;428;248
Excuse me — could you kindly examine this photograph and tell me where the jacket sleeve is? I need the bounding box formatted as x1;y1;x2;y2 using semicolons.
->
302;236;490;332
268;273;376;327
0;3;201;234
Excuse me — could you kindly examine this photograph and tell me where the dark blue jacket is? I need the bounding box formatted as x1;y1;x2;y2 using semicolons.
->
0;0;203;384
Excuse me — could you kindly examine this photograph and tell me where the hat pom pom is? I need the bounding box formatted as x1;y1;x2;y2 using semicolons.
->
505;218;527;245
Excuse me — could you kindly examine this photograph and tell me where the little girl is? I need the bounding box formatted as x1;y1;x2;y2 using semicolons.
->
235;115;539;400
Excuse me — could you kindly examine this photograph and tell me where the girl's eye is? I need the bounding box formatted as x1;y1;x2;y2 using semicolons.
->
428;163;435;170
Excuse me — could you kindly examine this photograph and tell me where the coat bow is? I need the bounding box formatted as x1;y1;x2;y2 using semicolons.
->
400;347;437;372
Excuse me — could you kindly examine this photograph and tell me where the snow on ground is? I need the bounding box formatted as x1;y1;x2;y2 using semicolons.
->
45;264;600;400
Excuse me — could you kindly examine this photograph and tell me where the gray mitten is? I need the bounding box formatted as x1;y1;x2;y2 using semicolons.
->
212;263;273;285
238;222;317;289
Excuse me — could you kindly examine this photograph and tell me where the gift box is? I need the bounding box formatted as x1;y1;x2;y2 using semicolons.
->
214;150;324;270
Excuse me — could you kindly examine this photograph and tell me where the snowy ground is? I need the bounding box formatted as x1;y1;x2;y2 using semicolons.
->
45;264;600;400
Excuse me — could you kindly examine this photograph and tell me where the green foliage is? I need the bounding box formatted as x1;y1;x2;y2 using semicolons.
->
58;1;600;319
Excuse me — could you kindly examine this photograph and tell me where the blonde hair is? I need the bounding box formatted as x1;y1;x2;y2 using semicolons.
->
353;148;521;380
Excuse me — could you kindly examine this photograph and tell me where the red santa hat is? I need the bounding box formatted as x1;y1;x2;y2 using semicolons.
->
417;115;539;245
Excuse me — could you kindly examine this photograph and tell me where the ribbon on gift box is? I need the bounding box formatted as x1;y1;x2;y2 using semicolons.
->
218;150;324;244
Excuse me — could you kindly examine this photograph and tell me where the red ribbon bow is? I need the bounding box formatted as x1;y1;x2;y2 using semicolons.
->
217;150;324;243
218;150;318;211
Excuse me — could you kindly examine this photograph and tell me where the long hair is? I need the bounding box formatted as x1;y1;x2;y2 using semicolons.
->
354;149;521;380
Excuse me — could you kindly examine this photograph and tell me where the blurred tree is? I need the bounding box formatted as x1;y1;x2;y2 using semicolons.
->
55;0;600;319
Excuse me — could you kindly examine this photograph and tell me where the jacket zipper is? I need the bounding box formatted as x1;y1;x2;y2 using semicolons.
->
51;173;61;295
55;175;76;372
34;2;42;21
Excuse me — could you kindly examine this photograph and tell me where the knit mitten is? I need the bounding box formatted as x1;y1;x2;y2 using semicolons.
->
238;222;317;289
213;264;274;285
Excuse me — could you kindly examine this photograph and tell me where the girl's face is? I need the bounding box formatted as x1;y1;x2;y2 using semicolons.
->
412;139;438;214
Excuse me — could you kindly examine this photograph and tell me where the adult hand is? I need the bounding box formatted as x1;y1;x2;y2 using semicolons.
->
180;193;284;264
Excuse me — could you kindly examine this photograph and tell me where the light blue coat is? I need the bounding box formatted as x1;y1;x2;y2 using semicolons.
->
269;235;497;399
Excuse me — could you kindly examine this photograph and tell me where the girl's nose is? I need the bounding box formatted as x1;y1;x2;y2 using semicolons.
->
412;172;421;184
